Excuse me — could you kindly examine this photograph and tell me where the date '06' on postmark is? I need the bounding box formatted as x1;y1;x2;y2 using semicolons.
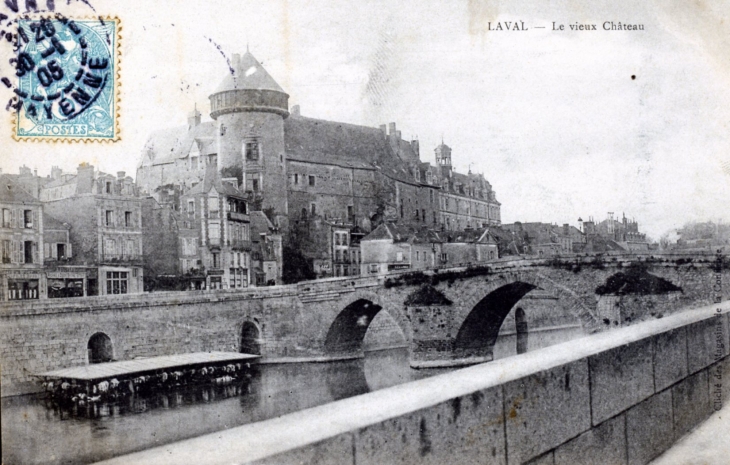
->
11;16;120;141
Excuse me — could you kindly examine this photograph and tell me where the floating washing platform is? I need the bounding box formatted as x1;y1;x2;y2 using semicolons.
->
36;351;260;402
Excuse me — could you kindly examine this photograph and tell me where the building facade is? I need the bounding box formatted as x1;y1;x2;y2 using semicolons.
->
178;168;253;289
41;164;144;295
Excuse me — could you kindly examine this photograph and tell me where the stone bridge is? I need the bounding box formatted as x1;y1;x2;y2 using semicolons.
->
1;252;727;395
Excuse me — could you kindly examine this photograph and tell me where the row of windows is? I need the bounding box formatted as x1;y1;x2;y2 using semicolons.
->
102;238;139;258
104;210;136;228
292;173;317;186
333;249;360;263
1;240;37;264
207;251;250;270
1;208;36;229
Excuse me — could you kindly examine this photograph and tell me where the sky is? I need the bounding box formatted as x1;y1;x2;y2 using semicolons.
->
1;0;729;239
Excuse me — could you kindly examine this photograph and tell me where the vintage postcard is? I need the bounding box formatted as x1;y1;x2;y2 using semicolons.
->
1;1;729;464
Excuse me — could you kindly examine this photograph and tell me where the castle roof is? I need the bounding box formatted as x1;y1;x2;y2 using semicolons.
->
214;51;285;94
284;116;420;187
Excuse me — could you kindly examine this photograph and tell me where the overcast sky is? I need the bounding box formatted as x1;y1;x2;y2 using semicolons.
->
2;0;729;239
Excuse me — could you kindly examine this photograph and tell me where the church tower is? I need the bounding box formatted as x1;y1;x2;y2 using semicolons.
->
209;51;289;230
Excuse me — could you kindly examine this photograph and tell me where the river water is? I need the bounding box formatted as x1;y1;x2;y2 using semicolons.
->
1;326;583;465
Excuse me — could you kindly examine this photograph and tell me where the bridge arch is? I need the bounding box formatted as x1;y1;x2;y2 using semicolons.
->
88;332;114;364
323;290;410;355
240;320;262;355
451;271;599;360
454;281;537;358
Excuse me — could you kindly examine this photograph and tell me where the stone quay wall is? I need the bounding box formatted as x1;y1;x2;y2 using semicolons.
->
97;301;730;465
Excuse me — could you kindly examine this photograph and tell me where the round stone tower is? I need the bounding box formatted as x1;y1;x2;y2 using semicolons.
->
209;51;289;228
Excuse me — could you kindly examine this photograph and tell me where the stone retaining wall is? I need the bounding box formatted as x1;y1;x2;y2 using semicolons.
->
95;302;730;465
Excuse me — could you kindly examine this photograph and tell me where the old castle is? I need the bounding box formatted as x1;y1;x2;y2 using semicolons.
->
136;51;501;280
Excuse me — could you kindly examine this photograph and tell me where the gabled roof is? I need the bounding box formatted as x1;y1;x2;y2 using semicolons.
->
0;175;40;204
250;211;275;240
214;51;285;94
183;166;246;198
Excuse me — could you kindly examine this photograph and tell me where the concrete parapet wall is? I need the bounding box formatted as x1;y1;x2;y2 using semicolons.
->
96;301;730;465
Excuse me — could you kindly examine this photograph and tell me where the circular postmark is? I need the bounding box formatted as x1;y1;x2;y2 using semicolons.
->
7;13;118;140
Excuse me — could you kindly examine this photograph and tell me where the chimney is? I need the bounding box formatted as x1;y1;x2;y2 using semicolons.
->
395;130;401;140
388;122;396;136
51;166;62;179
411;139;420;156
34;169;37;177
290;105;300;116
379;124;387;135
563;223;569;235
76;163;95;194
117;171;126;179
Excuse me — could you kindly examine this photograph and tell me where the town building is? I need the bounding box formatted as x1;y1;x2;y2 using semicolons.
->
42;213;87;298
40;164;144;295
502;222;585;256
580;213;649;252
137;50;502;279
360;222;499;276
0;175;44;300
249;211;283;285
178;167;253;289
140;196;180;289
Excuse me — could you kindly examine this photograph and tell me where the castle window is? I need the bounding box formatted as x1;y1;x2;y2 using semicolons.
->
310;203;316;216
105;210;114;227
308;175;315;187
294;173;299;185
125;211;132;227
245;141;259;160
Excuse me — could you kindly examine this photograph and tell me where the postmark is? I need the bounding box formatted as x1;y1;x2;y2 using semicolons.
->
11;15;120;141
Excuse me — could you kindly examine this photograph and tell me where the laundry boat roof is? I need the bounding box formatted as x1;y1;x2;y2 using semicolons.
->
36;352;260;381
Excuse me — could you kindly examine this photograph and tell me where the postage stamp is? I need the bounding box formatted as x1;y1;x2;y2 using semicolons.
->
12;16;120;141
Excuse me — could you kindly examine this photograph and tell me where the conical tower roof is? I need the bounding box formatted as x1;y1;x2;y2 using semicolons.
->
214;51;285;94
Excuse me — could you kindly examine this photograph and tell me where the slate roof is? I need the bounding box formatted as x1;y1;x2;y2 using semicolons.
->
214;51;286;94
0;175;40;204
284;116;419;186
